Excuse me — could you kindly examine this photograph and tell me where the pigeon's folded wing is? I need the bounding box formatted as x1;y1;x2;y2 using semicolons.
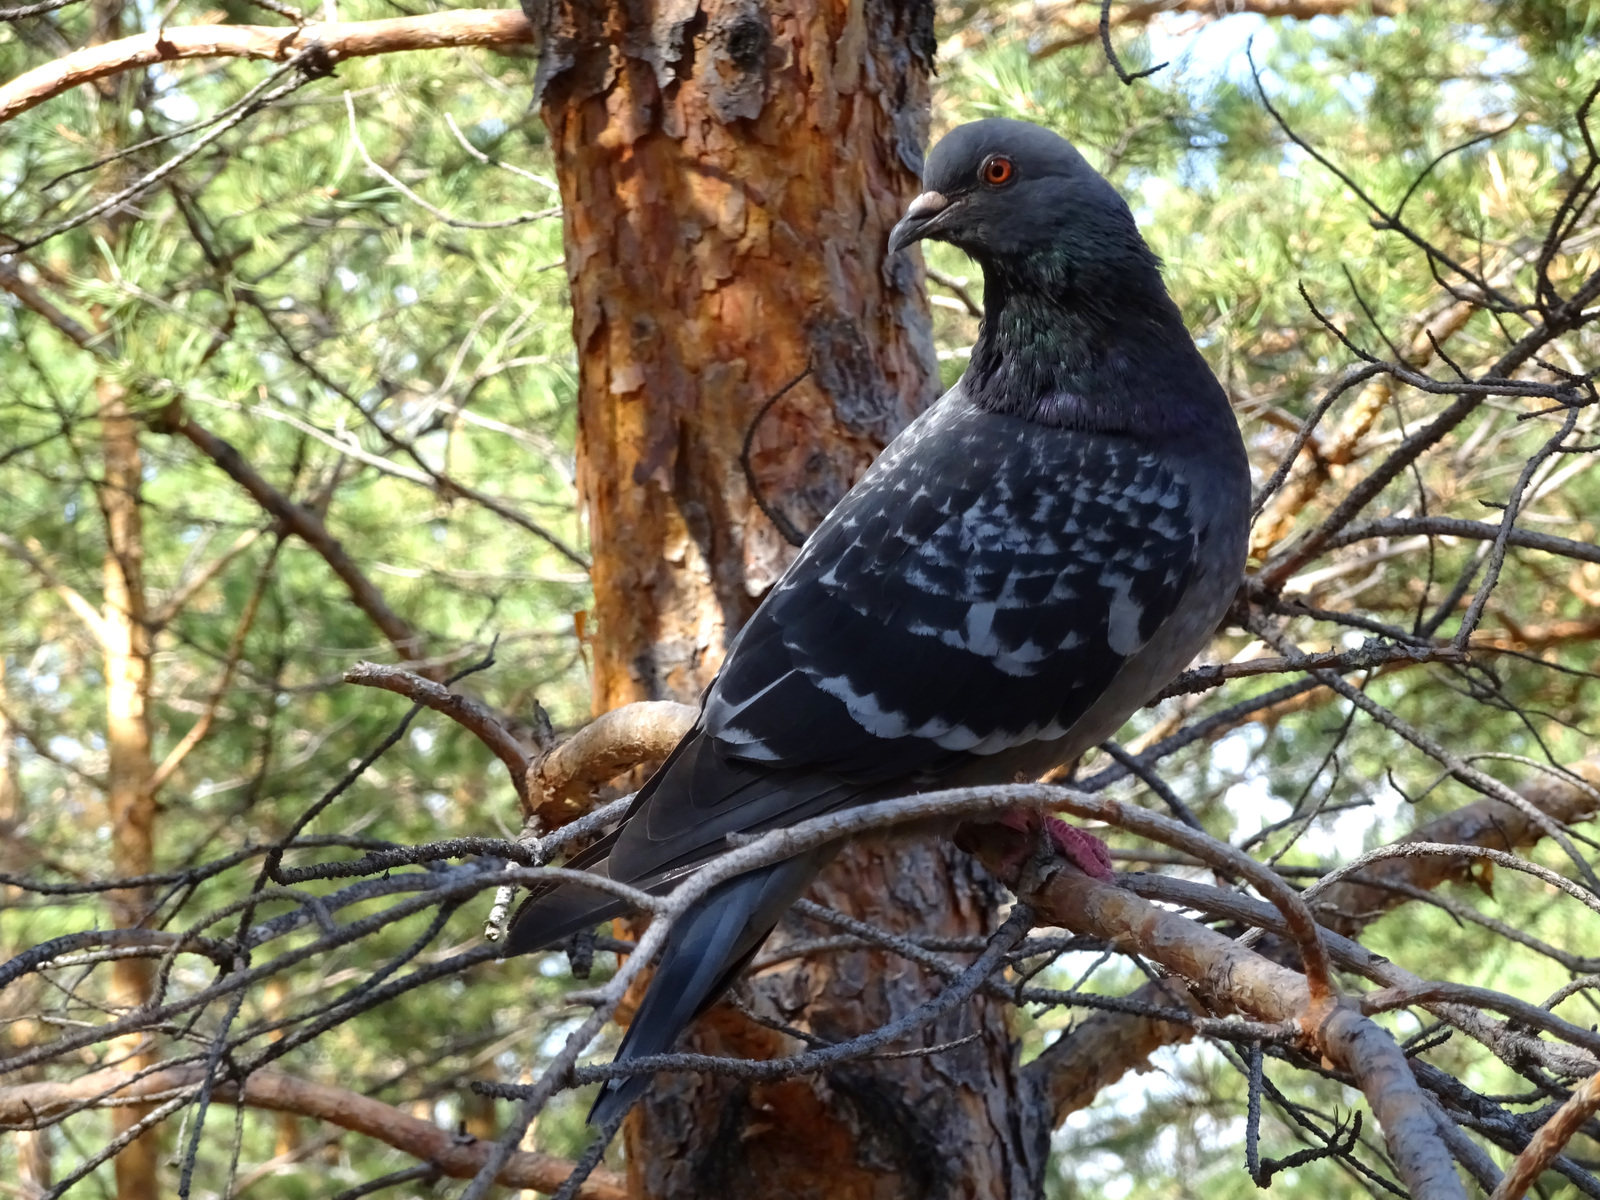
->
608;393;1203;883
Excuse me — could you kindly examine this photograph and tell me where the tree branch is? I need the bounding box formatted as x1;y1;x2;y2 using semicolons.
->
525;700;695;825
0;257;106;351
149;525;268;630
1023;977;1203;1126
1028;0;1393;62
971;833;1465;1200
343;660;532;806
1251;295;1479;557
1129;872;1600;1080
0;531;109;647
0;1065;625;1199
147;537;282;796
1326;516;1600;568
0;9;535;126
1157;641;1466;700
1491;1070;1600;1200
1033;753;1600;1126
149;399;435;675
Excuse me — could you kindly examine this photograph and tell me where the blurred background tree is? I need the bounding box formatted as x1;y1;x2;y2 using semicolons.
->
1;0;1597;1197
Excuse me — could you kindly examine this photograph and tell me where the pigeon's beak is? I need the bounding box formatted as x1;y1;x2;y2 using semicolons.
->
888;190;951;254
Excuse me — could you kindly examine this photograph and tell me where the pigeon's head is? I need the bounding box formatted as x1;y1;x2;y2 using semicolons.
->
889;119;1155;286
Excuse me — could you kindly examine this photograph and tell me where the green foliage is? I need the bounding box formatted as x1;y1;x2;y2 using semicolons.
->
2;9;597;1190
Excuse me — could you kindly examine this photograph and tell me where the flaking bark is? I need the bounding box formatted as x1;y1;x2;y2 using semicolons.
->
532;0;936;710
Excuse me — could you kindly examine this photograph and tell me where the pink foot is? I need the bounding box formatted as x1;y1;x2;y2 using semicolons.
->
996;811;1116;882
1045;817;1115;882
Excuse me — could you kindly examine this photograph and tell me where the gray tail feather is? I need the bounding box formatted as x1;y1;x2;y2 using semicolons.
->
504;878;628;957
587;854;826;1127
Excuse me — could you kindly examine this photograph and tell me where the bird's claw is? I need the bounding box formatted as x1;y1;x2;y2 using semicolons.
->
996;810;1115;882
1044;816;1115;882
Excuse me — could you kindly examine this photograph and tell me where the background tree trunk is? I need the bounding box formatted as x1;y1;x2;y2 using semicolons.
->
534;2;1040;1194
85;0;162;1188
96;381;161;1200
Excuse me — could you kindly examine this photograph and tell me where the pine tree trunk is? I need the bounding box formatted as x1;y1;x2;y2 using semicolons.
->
534;2;1041;1194
98;380;160;1200
81;0;162;1183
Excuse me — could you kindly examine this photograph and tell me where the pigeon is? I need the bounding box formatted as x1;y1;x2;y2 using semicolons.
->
507;118;1250;1127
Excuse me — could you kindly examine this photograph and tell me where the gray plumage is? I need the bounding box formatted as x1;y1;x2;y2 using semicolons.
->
507;118;1249;1127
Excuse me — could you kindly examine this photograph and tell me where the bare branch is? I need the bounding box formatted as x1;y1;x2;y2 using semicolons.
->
149;525;268;630
343;93;560;230
982;843;1465;1200
344;661;532;806
1035;755;1600;1129
1307;842;1600;921
0;531;109;646
1359;982;1600;1057
1251;618;1600;892
0;10;535;126
1491;1070;1600;1200
1029;0;1394;62
526;701;695;825
1325;516;1600;568
1158;641;1466;700
1023;978;1203;1124
924;267;984;319
149;399;435;675
0;1066;626;1199
1130;872;1600;1080
147;537;282;796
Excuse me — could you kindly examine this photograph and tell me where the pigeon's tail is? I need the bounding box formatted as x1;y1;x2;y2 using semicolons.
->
503;730;854;962
501;817;635;957
587;848;832;1129
502;733;699;959
502;875;628;958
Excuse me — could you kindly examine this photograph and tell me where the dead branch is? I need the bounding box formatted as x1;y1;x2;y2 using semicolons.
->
0;10;534;126
495;780;1471;1196
147;537;282;797
0;1065;625;1199
344;660;532;806
1158;641;1466;700
540;905;1036;1089
1251;618;1600;891
1251;295;1478;557
1037;754;1600;1128
1128;872;1600;1080
525;700;695;825
1477;613;1600;653
149;399;436;676
996;0;1395;63
971;833;1464;1200
1492;1070;1600;1200
1325;516;1600;567
1038;789;1338;1001
1360;982;1600;1055
1309;842;1600;920
0;530;110;646
1023;977;1203;1124
149;525;268;629
0;258;103;350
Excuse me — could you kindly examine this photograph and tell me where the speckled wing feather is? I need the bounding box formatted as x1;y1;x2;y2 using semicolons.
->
697;389;1200;782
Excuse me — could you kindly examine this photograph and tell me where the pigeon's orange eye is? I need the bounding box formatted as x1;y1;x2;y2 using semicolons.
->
982;155;1015;186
